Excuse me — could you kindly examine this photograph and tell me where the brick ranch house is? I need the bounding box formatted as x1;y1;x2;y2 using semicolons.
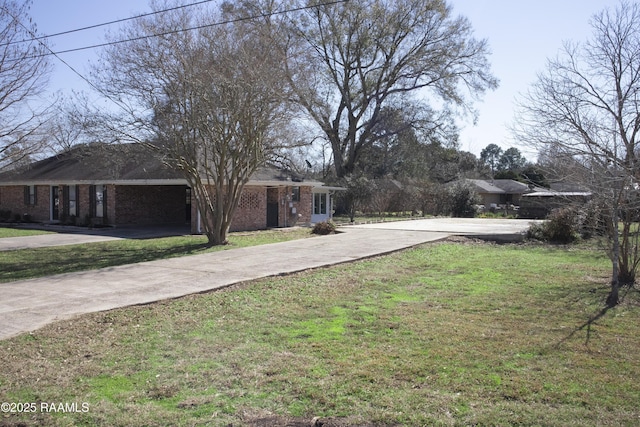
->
0;143;338;232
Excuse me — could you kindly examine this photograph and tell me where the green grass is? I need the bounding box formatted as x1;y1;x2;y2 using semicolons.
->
0;226;54;238
0;228;312;282
1;241;639;426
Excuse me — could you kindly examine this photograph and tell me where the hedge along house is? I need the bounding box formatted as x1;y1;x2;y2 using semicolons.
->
0;143;337;232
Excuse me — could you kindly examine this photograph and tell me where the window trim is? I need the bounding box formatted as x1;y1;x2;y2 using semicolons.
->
313;192;327;215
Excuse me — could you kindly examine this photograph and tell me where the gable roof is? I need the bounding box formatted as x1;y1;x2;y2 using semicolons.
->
491;179;530;193
466;179;529;194
0;143;324;187
467;179;504;194
0;144;182;184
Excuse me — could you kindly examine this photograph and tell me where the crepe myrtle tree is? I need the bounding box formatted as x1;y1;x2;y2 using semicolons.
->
514;1;640;306
92;2;293;245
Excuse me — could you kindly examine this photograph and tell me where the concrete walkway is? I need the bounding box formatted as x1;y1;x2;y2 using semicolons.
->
0;218;537;340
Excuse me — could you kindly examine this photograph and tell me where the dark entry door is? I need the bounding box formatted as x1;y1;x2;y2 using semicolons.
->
267;202;278;227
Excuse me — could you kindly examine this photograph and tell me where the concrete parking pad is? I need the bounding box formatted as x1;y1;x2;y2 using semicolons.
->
350;218;539;241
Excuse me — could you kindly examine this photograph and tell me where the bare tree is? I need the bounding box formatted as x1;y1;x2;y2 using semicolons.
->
92;2;292;245
42;94;92;153
514;1;640;306
283;0;498;178
0;0;51;169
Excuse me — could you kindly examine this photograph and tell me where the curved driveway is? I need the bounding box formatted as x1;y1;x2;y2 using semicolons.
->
0;218;537;340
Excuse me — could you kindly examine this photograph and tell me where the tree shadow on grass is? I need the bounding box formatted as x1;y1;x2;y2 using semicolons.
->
554;285;637;348
0;242;211;282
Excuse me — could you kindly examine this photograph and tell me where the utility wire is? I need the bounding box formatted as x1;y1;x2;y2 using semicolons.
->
0;0;217;47
2;3;130;112
5;0;347;117
17;0;348;60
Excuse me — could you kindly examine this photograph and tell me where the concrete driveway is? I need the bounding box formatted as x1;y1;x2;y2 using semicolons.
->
0;218;538;340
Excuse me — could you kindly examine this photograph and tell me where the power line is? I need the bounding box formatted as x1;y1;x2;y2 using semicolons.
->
17;0;349;60
0;0;218;48
2;3;130;112
7;0;348;116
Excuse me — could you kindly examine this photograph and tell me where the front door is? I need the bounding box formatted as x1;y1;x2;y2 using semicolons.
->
266;187;279;227
51;186;59;221
311;191;329;223
267;202;279;227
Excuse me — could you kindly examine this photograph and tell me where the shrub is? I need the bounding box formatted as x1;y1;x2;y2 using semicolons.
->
0;209;11;221
526;222;547;241
527;207;580;243
448;181;479;218
311;221;336;235
546;207;581;243
578;199;607;239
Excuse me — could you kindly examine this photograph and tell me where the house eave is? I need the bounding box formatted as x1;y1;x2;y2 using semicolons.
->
0;179;189;186
247;180;331;188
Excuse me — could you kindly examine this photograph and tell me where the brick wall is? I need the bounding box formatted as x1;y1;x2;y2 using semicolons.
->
274;185;313;227
0;185;50;221
115;185;187;225
188;184;315;233
0;183;317;229
295;186;312;225
77;185;91;224
230;186;267;231
231;185;313;230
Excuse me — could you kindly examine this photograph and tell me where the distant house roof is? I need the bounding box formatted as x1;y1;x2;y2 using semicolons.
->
466;179;529;194
0;143;325;187
522;189;592;197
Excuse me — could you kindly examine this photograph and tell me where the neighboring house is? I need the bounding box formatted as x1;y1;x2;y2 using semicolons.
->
0;143;337;232
465;179;530;209
519;188;592;219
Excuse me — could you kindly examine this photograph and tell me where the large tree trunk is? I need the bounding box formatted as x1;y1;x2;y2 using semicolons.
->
608;208;621;307
206;227;229;246
607;278;620;308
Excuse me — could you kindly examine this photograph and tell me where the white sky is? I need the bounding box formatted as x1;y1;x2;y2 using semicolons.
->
30;0;620;160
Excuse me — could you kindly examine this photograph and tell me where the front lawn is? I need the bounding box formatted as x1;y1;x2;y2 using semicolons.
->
0;227;54;238
1;240;638;426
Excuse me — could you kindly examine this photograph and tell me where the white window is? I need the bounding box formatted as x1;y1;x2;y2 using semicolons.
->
68;185;77;217
314;192;327;215
94;185;104;218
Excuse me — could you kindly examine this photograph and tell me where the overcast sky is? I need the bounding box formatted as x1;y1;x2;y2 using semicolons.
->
30;0;620;159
